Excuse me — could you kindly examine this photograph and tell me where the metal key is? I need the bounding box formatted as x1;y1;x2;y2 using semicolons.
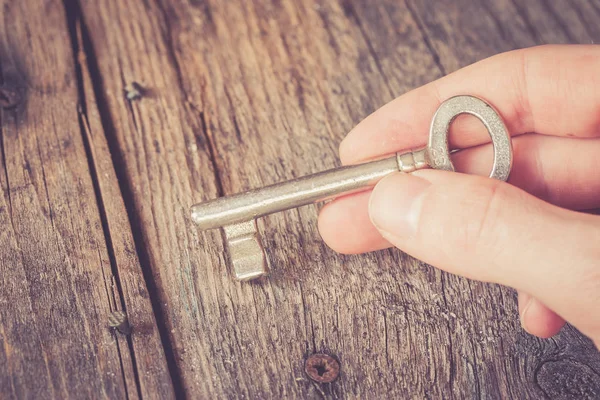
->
191;95;513;281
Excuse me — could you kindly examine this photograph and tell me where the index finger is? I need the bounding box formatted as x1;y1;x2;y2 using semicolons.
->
340;44;600;165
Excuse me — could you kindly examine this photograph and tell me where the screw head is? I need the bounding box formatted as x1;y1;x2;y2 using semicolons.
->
108;310;131;334
124;82;144;101
305;353;340;383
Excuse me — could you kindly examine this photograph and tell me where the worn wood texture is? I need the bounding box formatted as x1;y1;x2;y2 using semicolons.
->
2;0;600;398
0;1;173;398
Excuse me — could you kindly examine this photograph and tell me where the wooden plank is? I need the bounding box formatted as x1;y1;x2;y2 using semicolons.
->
0;1;173;398
73;16;177;399
73;0;239;397
18;0;600;398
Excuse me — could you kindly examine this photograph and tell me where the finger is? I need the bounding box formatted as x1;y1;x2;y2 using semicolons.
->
340;44;600;165
367;169;600;340
318;190;391;254
518;291;566;339
319;135;600;254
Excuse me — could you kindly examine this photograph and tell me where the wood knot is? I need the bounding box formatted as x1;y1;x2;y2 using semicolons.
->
535;358;600;399
0;82;23;109
305;353;340;383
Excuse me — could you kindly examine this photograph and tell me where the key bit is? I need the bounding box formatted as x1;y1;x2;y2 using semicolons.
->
222;220;267;281
191;95;513;281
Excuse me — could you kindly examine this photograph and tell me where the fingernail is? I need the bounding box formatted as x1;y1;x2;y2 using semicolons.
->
368;173;430;239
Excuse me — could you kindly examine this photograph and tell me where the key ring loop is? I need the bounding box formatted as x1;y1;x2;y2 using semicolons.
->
427;95;513;181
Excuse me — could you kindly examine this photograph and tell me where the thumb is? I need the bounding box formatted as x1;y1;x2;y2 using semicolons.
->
368;170;600;342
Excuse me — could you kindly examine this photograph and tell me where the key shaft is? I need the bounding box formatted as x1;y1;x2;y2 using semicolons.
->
191;149;427;231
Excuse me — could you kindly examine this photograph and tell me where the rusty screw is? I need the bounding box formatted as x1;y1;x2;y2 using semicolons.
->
124;82;144;101
305;353;340;383
108;310;131;335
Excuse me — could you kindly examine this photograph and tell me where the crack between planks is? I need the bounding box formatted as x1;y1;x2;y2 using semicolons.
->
63;0;184;397
63;3;138;399
404;0;447;76
96;247;118;314
151;2;258;396
150;9;252;375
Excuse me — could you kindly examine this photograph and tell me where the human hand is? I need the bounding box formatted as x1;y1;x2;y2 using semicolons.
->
317;44;600;348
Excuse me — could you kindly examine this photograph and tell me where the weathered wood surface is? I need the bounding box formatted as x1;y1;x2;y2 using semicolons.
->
0;1;174;399
1;0;600;398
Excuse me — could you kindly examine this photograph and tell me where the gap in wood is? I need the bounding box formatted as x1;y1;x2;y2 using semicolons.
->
62;0;185;397
62;2;140;399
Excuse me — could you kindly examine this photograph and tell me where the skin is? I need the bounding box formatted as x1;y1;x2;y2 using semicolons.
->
317;44;600;348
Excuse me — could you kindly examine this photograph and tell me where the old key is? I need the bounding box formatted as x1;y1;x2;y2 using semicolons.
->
190;95;513;281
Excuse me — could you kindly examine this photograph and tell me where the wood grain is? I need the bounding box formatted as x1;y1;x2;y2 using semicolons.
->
2;0;600;398
0;1;173;398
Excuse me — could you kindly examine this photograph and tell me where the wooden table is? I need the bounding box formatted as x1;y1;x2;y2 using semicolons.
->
2;1;600;398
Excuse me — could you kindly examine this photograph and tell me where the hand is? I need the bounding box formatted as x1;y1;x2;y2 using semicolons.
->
317;44;600;348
